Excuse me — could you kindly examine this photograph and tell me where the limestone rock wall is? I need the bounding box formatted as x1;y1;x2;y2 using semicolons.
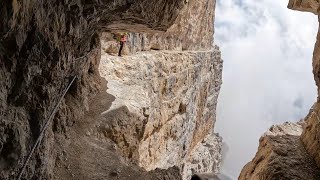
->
97;1;223;179
102;0;216;54
99;47;223;179
105;0;216;51
288;0;319;14
301;103;320;171
0;0;190;179
0;0;222;179
301;17;320;170
239;121;320;180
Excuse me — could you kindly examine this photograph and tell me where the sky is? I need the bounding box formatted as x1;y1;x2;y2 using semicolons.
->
214;0;318;179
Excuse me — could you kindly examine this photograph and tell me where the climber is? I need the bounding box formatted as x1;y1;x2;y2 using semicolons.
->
118;32;127;57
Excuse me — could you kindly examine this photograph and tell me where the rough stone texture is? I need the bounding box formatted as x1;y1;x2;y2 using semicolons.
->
0;0;190;179
191;173;232;180
96;0;223;179
298;11;320;169
99;46;223;179
148;0;216;51
183;133;222;178
106;0;216;51
239;122;320;180
301;103;320;171
1;0;222;179
53;80;182;180
288;0;319;14
301;22;320;167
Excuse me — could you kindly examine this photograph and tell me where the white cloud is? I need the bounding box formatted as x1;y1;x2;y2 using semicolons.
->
214;0;318;178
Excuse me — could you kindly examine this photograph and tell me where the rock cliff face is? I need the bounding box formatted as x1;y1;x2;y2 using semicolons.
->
288;0;319;14
239;121;320;180
98;0;223;179
99;47;222;179
239;1;320;179
0;0;221;179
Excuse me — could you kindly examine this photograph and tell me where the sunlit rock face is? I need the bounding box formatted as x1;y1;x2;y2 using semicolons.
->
239;121;320;180
99;47;222;179
99;0;223;179
240;1;320;179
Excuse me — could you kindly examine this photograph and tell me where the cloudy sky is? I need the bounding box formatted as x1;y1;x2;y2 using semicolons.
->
214;0;318;178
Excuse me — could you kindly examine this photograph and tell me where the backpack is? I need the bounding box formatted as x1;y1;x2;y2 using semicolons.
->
112;33;121;42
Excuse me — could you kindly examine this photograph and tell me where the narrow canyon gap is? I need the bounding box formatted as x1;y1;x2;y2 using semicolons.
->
214;0;318;178
238;1;320;179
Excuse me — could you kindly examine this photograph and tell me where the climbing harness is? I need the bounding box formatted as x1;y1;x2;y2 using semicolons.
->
17;76;77;180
